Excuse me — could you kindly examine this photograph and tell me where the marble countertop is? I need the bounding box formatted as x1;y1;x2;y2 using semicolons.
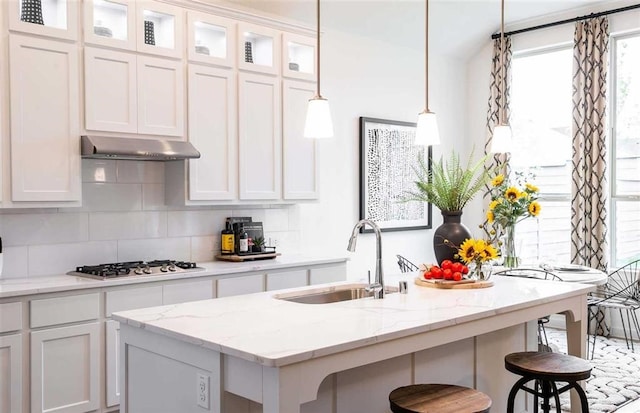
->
0;254;348;299
113;273;595;367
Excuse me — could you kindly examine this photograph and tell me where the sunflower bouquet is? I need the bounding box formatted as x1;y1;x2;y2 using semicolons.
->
486;172;541;267
457;238;499;280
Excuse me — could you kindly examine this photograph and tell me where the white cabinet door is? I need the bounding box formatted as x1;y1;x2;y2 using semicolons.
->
282;80;319;199
135;0;184;59
7;0;79;41
105;320;120;407
309;263;347;285
217;274;264;298
187;64;237;200
0;334;22;413
83;0;136;51
137;55;185;136
162;280;215;304
281;32;316;81
84;47;137;133
9;35;81;202
238;73;281;200
187;11;236;68
237;22;280;75
31;323;100;413
266;269;308;291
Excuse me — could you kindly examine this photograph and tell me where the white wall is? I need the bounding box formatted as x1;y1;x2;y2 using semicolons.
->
0;3;466;280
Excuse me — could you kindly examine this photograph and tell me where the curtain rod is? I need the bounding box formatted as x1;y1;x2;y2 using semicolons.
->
490;3;640;39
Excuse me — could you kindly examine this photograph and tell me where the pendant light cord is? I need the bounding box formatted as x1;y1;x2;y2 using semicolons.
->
425;0;429;110
316;0;321;98
500;0;505;125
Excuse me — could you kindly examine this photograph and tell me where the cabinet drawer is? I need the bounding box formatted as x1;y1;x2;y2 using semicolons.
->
266;269;308;291
106;286;163;316
30;293;99;328
217;274;264;298
163;281;215;305
0;302;23;333
309;264;347;285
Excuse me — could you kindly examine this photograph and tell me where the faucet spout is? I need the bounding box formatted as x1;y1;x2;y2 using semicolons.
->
346;219;385;298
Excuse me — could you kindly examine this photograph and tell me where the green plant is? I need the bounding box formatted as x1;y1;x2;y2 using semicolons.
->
405;151;492;212
252;236;265;248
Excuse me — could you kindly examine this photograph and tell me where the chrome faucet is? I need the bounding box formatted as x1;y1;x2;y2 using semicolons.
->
347;219;385;299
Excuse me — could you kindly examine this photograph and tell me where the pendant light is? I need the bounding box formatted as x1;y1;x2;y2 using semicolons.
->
415;0;440;146
491;0;513;153
303;0;333;138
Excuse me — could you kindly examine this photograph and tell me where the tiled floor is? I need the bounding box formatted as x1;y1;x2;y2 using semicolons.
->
616;399;640;412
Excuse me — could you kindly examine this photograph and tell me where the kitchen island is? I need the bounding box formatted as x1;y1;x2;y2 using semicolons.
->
113;274;595;413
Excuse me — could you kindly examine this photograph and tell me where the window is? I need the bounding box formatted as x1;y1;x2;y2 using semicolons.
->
509;34;640;268
510;46;573;265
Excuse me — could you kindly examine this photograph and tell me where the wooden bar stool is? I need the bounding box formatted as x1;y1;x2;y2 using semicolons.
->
389;384;492;413
505;351;591;413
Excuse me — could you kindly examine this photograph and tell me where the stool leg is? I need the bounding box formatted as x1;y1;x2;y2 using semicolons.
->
507;376;531;413
540;380;552;413
550;381;561;413
534;379;540;413
573;382;590;413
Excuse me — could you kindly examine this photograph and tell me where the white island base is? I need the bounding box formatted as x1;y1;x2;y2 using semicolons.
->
115;277;593;413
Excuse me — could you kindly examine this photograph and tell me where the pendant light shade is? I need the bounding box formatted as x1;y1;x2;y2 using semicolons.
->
415;110;440;146
415;0;439;146
304;0;333;139
491;0;512;153
304;97;333;138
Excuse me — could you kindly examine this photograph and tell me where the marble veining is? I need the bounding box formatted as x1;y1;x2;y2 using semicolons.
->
113;274;595;367
0;254;347;298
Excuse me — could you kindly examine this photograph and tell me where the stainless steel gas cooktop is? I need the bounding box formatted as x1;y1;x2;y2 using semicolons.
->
69;260;202;280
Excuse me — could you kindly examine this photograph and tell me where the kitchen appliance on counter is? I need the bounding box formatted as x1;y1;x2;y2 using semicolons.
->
69;260;202;280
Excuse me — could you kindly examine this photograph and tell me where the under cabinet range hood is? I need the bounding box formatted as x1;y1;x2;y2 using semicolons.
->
81;135;201;161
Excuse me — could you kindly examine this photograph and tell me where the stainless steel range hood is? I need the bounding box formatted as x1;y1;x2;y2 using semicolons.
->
81;135;200;161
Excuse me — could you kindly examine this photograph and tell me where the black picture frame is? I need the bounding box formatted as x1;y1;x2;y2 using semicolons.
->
359;117;432;233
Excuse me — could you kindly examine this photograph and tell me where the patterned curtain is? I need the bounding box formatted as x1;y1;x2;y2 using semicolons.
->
571;17;609;271
482;37;512;239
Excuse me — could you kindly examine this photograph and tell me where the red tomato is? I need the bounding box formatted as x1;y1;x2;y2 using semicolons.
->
453;272;463;281
443;268;453;280
441;260;453;270
431;267;443;279
451;262;463;273
461;265;469;274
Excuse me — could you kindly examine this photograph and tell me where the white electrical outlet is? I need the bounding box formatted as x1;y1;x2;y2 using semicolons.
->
197;373;209;409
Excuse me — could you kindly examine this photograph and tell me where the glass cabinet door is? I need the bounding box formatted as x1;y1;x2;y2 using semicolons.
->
8;0;79;41
187;11;235;68
84;0;135;50
237;22;280;75
282;32;316;81
136;0;183;59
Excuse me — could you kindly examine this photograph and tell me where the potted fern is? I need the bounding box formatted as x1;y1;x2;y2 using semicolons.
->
405;151;492;264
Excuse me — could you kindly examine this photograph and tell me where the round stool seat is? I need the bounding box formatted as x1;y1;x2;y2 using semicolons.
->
505;351;592;382
389;384;492;413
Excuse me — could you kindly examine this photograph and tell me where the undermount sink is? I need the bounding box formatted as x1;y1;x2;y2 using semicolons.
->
274;283;398;304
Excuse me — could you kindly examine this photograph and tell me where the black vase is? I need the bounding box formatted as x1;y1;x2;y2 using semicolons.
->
21;0;44;25
433;210;472;265
144;20;155;45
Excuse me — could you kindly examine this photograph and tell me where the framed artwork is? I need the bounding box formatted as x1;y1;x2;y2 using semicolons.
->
359;117;432;233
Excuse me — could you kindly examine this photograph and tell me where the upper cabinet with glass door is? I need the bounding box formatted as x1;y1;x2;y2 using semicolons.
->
136;0;183;59
83;0;135;50
8;0;79;41
237;22;280;75
187;11;235;68
282;32;315;82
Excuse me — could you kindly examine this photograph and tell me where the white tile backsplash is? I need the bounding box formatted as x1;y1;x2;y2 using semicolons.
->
116;161;164;184
82;183;143;212
264;208;289;232
82;159;117;183
142;183;167;211
0;213;89;246
117;238;191;262
167;210;231;237
191;236;217;262
90;212;167;240
1;247;29;279
28;241;118;277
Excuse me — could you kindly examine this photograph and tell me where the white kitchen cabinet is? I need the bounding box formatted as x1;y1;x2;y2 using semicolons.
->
186;64;237;201
162;279;215;304
83;0;136;51
0;334;22;413
9;34;81;203
84;47;137;133
282;32;315;82
84;47;184;137
105;320;120;407
187;11;236;68
309;263;347;285
238;72;281;200
136;0;183;59
282;80;319;199
266;269;308;291
31;323;100;413
7;0;79;41
237;22;280;75
137;55;185;136
217;274;264;298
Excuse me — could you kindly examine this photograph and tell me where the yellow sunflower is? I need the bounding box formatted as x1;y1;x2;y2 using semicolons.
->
504;187;521;202
491;174;505;187
489;199;500;210
529;201;541;216
525;183;539;193
458;239;478;263
482;244;499;260
486;210;494;223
